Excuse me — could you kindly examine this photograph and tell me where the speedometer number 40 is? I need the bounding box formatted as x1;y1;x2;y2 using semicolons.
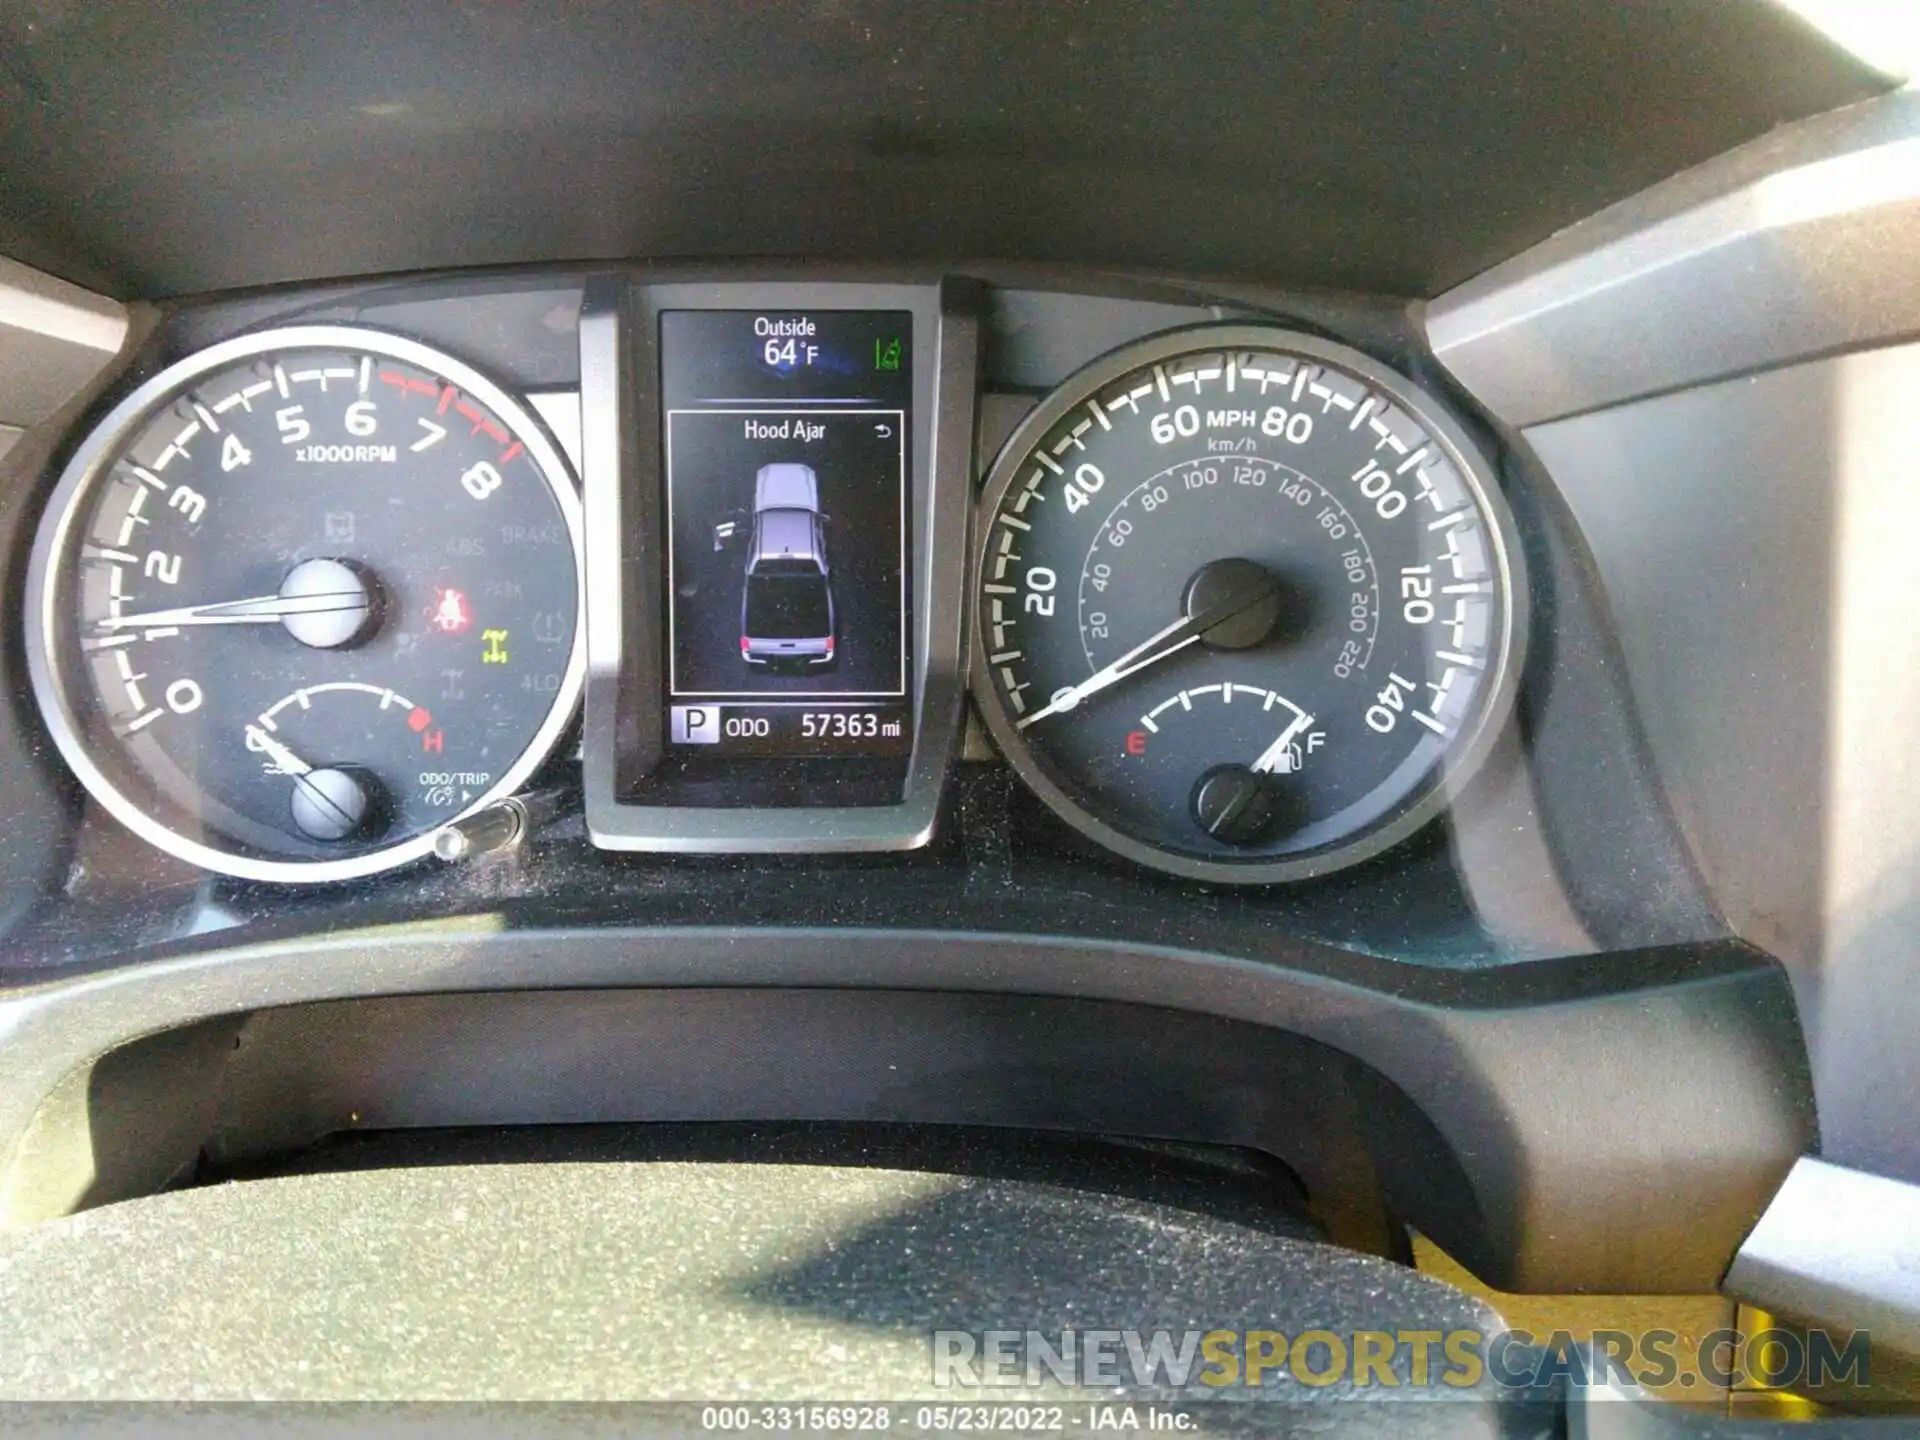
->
970;326;1524;885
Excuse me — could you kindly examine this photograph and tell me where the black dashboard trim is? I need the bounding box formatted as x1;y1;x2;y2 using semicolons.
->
0;2;1887;299
0;925;1812;1294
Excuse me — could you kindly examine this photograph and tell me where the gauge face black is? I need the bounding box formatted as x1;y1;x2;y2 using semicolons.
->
971;326;1523;883
26;326;584;882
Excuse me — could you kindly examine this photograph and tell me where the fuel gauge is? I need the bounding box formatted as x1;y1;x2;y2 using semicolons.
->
25;326;586;882
972;325;1524;884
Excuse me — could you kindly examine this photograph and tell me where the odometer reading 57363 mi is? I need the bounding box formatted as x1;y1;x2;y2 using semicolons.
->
971;326;1525;883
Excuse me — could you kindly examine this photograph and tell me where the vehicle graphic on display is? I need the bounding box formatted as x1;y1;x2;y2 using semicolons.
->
732;463;836;668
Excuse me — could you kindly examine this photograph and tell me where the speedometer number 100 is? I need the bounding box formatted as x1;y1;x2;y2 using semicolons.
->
970;326;1525;884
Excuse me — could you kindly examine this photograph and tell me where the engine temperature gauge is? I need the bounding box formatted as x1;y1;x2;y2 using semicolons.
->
25;326;585;882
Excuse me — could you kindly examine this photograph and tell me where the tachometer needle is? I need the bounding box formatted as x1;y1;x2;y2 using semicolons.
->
1251;711;1315;774
244;723;312;777
98;589;367;631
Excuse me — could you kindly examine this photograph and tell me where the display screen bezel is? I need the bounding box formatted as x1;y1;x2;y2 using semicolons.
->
578;273;976;849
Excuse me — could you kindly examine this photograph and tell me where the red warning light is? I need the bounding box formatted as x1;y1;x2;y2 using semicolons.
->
428;587;473;635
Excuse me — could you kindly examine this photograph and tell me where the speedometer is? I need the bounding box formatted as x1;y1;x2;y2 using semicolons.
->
971;326;1524;883
25;325;584;883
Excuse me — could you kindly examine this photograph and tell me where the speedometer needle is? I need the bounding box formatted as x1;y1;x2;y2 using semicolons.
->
1015;558;1283;730
1016;614;1201;730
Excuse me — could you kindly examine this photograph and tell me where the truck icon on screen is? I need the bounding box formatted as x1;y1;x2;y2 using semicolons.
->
737;463;836;668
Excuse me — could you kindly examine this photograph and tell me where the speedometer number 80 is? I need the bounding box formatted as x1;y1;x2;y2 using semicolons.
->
970;325;1524;885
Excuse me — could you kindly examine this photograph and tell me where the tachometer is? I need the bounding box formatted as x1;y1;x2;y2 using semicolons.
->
971;326;1523;883
25;325;584;882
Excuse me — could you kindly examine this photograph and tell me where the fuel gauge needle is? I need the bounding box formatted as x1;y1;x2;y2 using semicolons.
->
244;723;312;777
1251;712;1314;775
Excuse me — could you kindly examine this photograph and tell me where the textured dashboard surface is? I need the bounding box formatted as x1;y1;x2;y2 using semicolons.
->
0;1161;1508;1410
0;1;1884;299
0;267;1796;1299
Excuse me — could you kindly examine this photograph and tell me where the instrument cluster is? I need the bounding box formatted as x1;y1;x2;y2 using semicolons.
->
18;273;1524;889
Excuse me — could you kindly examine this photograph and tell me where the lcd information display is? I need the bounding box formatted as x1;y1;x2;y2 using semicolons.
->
660;310;912;757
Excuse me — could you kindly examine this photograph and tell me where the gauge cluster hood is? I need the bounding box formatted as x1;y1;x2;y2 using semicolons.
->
0;1;1886;299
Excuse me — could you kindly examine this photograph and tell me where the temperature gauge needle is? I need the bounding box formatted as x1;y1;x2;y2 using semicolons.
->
246;723;378;842
244;723;312;776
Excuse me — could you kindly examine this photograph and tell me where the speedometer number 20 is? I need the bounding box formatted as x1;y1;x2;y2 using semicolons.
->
971;326;1525;885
